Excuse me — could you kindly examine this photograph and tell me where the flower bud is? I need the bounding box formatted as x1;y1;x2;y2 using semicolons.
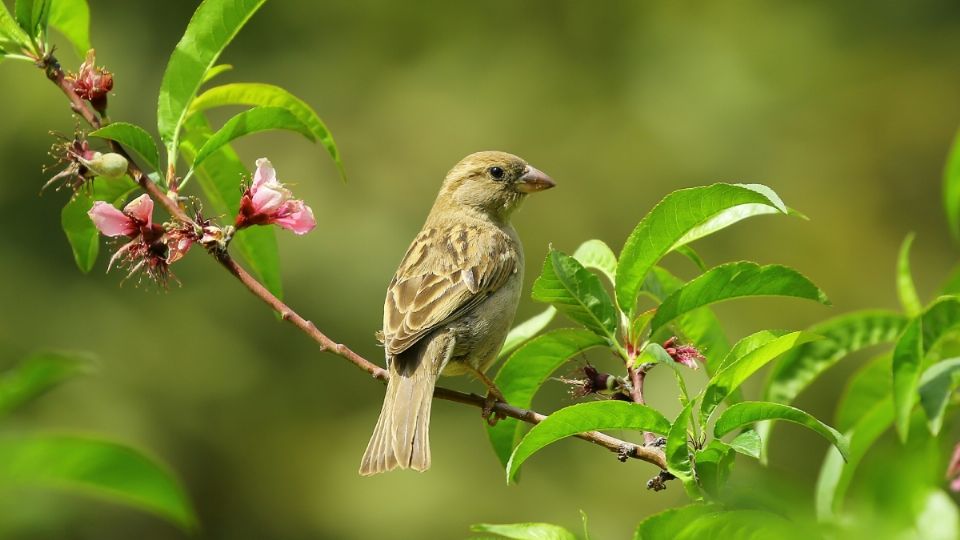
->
79;152;128;179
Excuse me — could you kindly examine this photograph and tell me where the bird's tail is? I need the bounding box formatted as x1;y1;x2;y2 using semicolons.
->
359;354;439;476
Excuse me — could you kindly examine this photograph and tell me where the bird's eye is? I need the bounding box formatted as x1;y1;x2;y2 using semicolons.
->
488;166;505;180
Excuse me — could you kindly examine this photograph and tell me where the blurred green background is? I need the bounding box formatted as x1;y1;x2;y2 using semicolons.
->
1;0;959;538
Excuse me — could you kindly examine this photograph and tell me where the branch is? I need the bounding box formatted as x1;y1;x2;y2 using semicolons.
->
40;55;667;472
628;363;659;446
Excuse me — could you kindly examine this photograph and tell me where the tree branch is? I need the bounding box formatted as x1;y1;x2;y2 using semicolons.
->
40;54;667;472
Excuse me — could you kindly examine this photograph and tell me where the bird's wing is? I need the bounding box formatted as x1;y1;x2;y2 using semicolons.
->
382;224;517;357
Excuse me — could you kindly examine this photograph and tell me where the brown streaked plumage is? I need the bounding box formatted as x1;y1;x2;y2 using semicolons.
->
359;151;555;475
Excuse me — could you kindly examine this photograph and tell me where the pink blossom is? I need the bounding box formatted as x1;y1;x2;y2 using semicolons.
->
236;158;316;235
662;336;704;370
88;194;153;237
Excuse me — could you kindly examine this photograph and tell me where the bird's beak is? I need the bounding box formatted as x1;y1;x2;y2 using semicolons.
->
515;165;556;193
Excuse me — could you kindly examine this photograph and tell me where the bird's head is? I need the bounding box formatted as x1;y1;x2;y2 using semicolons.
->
436;151;555;221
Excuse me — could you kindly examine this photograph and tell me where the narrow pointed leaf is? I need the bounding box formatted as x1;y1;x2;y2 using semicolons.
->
892;297;960;440
633;504;719;540
694;440;735;497
714;401;848;460
532;249;618;340
189;82;345;181
616;183;789;316
918;357;960;435
815;398;894;521
15;0;51;37
941;264;960;296
470;522;577;540
90;123;161;174
728;430;761;458
201;63;232;84
945;127;960;241
181;114;282;297
650;262;829;334
497;307;557;361
764;310;905;406
759;310;903;460
61;176;138;273
835;353;892;432
0;351;93;417
48;0;89;57
506;401;669;482
190;106;313;169
701;331;818;420
674;244;707;272
487;329;607;469
0;1;31;46
156;0;268;161
0;435;196;530
897;233;922;316
666;401;699;498
572;239;617;285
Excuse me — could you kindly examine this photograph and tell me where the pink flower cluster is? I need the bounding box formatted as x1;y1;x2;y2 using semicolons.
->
662;336;704;370
235;158;316;235
87;158;316;284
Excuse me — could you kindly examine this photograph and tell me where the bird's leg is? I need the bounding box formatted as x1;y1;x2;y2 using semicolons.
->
464;365;507;426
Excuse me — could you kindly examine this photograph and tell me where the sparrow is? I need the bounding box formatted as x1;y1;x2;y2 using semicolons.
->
359;151;555;475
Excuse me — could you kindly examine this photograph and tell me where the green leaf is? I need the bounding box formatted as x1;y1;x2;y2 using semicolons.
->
642;267;731;374
815;398;893;521
650;262;829;334
917;357;960;435
506;401;669;482
664;510;806;540
633;504;718;540
674;245;707;272
190;106;313;170
717;330;787;373
497;307;557;361
764;310;905;407
470;522;577;540
90;123;161;174
14;0;50;37
916;490;960;540
156;0;268;164
60;176;138;273
531;250;618;340
0;0;31;47
700;331;818;421
181;113;282;298
616;183;789;316
201;63;232;84
694;440;734;497
728;430;761;459
945;127;960;241
0;434;196;530
487;329;607;469
666;401;699;498
714;401;848;460
941;264;960;296
643;343;691;402
892;297;960;441
572;239;617;285
897;233;922;317
189;82;345;181
835;353;891;432
48;0;89;57
759;310;904;460
0;351;92;417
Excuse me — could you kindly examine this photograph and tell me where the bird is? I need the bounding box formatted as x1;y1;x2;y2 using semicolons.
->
359;151;555;476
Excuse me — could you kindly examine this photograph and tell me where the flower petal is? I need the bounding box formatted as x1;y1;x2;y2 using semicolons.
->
274;201;316;235
252;158;276;190
251;181;290;215
88;201;137;237
123;194;154;228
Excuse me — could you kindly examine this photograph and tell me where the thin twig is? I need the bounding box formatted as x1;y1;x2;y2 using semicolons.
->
40;54;667;472
628;364;658;446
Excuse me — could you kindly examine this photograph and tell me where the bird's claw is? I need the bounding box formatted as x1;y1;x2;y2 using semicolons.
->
481;393;505;426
